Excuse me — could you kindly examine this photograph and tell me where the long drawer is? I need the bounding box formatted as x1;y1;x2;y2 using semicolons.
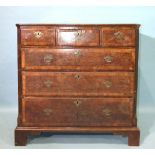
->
21;97;134;127
21;48;135;71
22;72;134;97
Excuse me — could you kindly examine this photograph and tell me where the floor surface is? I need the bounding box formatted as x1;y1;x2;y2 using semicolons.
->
0;108;155;149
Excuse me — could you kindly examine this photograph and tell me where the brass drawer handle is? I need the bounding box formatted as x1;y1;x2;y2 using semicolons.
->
43;108;52;116
74;74;81;80
104;55;113;63
103;80;112;88
34;31;43;39
77;32;81;36
114;31;124;40
44;80;52;88
74;50;81;57
44;54;54;64
74;30;85;40
74;100;82;107
102;108;112;117
75;31;82;37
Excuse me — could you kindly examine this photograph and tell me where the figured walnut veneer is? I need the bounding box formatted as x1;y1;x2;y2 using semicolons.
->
15;24;140;146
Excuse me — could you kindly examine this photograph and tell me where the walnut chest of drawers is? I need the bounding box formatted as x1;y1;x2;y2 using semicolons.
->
15;24;140;146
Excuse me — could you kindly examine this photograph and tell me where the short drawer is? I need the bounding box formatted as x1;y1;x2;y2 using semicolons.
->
57;29;100;46
21;97;133;127
21;28;55;46
22;72;134;97
102;28;136;47
21;48;135;71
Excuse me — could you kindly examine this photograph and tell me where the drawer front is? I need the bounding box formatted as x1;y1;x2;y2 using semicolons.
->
22;48;135;71
102;28;136;47
21;97;77;126
21;97;133;127
22;72;134;97
77;97;133;126
57;29;100;46
21;28;55;46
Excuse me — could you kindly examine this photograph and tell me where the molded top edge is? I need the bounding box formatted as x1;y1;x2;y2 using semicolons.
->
16;24;140;27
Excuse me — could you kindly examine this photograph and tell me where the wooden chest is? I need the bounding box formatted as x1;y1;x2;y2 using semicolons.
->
15;24;140;146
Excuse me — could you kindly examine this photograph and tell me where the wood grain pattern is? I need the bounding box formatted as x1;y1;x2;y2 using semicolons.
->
21;48;135;71
22;71;134;97
21;28;55;46
15;126;140;146
15;24;140;146
22;97;77;127
21;97;133;127
102;28;136;47
57;29;100;46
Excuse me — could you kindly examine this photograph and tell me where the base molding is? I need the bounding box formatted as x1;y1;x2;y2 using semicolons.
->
15;126;140;146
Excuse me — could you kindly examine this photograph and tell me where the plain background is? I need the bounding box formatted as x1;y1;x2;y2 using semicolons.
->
0;6;155;148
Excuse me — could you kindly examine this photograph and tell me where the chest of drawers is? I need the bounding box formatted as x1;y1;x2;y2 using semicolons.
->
15;24;140;146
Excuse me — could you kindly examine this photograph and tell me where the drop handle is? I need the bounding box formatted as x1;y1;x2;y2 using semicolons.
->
74;50;81;57
104;55;113;63
102;109;112;117
103;80;112;88
74;30;85;40
43;108;52;116
75;31;82;37
113;31;124;40
43;54;54;64
44;80;52;88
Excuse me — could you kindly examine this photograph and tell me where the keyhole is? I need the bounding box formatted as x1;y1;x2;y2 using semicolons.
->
74;100;82;107
74;74;80;80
